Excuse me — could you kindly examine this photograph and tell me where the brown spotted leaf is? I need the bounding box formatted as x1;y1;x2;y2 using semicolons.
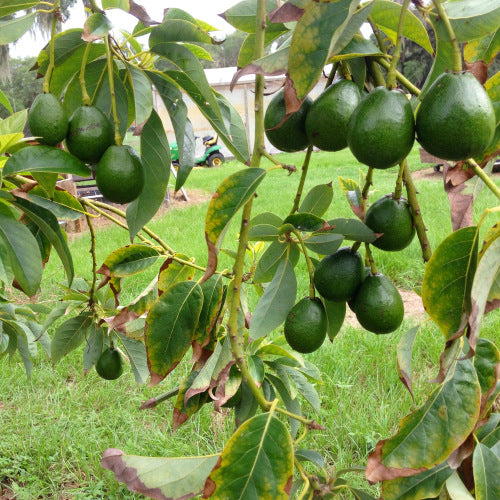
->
396;325;420;401
173;370;209;432
101;448;219;500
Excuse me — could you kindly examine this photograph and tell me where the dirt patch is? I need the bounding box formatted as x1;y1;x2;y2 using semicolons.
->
345;289;426;327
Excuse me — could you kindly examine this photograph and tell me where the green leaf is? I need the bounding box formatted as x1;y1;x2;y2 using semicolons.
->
0;109;27;134
249;257;297;339
473;443;500;499
0;1;38;18
28;189;84;221
445;471;475;499
249;211;283;228
83;324;106;372
194;274;224;349
83;12;113;39
205;168;266;249
469;235;500;350
173;370;209;431
287;0;359;104
381;462;453;500
298;183;333;217
254;241;300;283
397;325;420;400
332;35;385;62
474;338;500;415
323;299;346;341
422;227;478;341
126;110;170;239
205;412;294;499
157;255;195;294
0;133;24;155
475;413;500;445
464;30;500;65
445;0;500;43
102;0;129;10
248;224;280;241
116;332;148;385
99;245;159;278
234;379;259;426
150;19;212;45
51;312;92;364
145;281;203;385
125;63;153;126
12;197;74;287
304;232;343;255
295;449;325;469
238;31;287;68
283;365;320;413
0;203;42;297
366;359;481;482
370;0;433;54
0;11;35;44
101;449;220;499
4;146;91;177
282;213;324;232
222;0;287;33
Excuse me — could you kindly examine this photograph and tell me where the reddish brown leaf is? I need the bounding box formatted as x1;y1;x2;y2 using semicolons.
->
283;74;302;115
230;63;286;91
485;298;500;314
464;61;489;85
366;441;426;484
269;3;304;23
447;433;475;469
101;449;168;500
130;0;160;26
200;235;218;284
202;458;221;498
444;164;475;231
172;407;190;431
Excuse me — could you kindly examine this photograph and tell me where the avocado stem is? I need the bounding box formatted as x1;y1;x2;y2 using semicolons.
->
393;160;405;200
79;42;93;106
467;158;500;201
42;1;60;93
290;146;314;215
364;243;378;275
293;229;316;299
361;167;374;213
84;210;98;311
402;162;433;261
376;58;421;96
386;0;411;90
431;0;462;72
104;35;122;146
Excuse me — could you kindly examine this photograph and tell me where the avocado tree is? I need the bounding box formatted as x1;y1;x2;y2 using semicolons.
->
0;0;499;498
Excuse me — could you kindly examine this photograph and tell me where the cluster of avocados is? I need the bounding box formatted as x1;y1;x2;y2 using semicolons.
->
28;93;145;205
268;72;496;354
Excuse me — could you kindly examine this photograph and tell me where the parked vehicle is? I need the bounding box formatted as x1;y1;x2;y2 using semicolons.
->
170;134;225;168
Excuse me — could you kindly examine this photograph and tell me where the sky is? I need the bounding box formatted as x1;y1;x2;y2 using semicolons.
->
10;0;240;58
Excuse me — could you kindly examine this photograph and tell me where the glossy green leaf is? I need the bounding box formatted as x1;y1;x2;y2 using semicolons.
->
304;232;343;255
0;109;27;135
238;30;287;68
298;183;333;217
295;449;325;469
99;245;159;278
146;71;195;175
323;299;346;341
150;19;212;45
222;0;286;33
445;472;475;499
82;324;106;372
422;227;478;341
51;312;92;364
474;338;500;415
83;12;113;39
0;204;42;297
249;258;297;339
101;449;219;500
116;332;148;385
381;462;453;500
249;211;283;228
234;379;259;426
126;110;170;239
4;146;90;177
254;241;300;283
332;35;384;62
473;443;500;499
125;63;153;126
28;189;84;221
397;325;419;400
366;359;481;482
327;218;375;242
145;281;203;385
475;413;500;445
370;0;433;54
0;133;24;155
102;0;129;10
282;365;320;413
157;255;195;295
205;412;293;499
464;30;500;65
194;274;224;349
287;0;358;104
205;168;266;249
445;0;500;43
0;11;35;44
0;88;13;114
248;224;280;241
469;235;500;350
12;197;74;287
282;213;324;232
0;0;38;17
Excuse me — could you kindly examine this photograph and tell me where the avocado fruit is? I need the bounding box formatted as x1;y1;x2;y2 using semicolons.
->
28;93;68;146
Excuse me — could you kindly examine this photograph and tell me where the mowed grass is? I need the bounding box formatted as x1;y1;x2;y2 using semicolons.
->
1;145;499;498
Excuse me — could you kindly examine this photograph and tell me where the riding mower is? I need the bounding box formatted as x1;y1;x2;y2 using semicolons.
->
170;134;225;168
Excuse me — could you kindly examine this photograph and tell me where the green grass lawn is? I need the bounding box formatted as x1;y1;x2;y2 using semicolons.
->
1;146;499;499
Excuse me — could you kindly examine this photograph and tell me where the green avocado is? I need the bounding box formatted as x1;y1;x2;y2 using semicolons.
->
95;145;145;204
95;347;123;380
365;194;415;251
264;89;312;152
347;87;415;169
416;72;496;161
66;105;114;163
28;93;68;146
284;297;327;353
305;79;361;151
351;274;404;334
